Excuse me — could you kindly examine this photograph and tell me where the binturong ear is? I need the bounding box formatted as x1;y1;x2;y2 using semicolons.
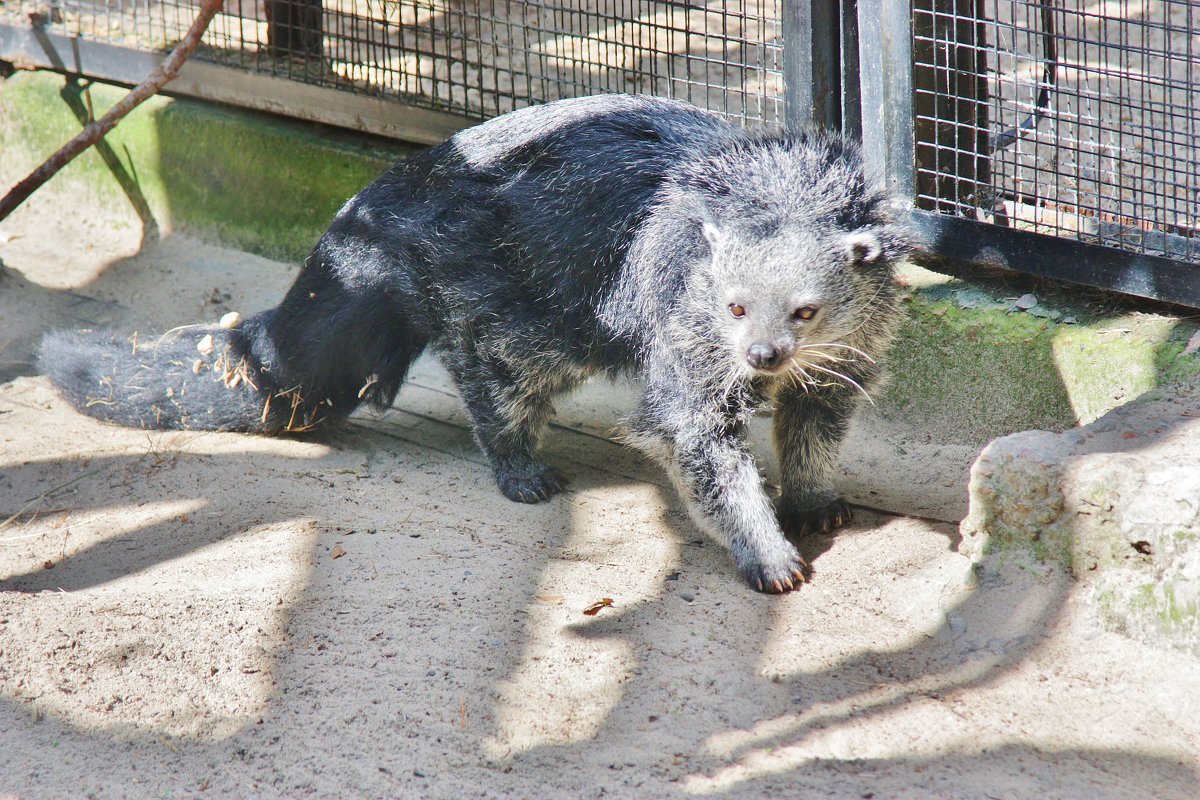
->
843;229;884;265
700;220;725;251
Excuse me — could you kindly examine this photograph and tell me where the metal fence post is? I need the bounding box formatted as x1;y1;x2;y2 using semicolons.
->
839;0;862;139
783;0;842;131
857;0;915;199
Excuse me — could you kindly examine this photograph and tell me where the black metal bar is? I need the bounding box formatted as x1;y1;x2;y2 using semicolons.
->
909;210;1200;309
783;0;841;131
839;0;862;140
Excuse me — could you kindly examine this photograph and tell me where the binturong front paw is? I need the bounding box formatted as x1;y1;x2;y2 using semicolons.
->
736;542;812;594
496;466;568;504
777;497;853;537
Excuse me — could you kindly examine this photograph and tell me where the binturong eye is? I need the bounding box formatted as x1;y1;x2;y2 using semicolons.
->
728;303;747;319
792;305;820;321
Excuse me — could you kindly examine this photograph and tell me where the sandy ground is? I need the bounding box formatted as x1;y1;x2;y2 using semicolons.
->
3;204;1200;799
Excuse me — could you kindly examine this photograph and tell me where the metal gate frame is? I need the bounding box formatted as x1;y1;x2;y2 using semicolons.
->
851;0;1200;309
0;18;470;146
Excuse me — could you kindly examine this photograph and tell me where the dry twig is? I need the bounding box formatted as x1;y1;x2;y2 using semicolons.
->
0;0;226;222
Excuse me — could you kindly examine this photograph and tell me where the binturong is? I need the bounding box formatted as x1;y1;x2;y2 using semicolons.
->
40;94;910;593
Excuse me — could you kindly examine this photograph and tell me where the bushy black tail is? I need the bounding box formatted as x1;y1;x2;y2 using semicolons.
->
41;175;440;434
38;313;294;432
39;291;427;434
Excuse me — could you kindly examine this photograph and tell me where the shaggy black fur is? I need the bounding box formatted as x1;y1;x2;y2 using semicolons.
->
40;94;909;592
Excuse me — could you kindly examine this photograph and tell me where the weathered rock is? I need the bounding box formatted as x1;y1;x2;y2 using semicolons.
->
961;376;1200;655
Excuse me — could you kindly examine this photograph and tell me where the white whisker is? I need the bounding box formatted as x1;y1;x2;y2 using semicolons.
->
798;342;877;363
794;348;858;365
803;361;876;405
784;356;829;393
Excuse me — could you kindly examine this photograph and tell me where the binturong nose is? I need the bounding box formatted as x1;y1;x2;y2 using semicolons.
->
746;341;781;370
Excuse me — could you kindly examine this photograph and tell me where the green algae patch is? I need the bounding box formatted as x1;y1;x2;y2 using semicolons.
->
0;70;416;262
882;292;1076;448
882;271;1200;449
1053;316;1200;425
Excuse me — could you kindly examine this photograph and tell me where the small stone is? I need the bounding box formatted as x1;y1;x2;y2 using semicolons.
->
679;591;695;603
1013;293;1038;310
1185;330;1200;355
192;359;205;374
1027;305;1062;320
196;334;214;355
219;311;242;329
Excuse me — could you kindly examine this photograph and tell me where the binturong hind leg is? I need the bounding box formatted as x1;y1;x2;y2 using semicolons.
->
445;355;567;503
773;387;856;537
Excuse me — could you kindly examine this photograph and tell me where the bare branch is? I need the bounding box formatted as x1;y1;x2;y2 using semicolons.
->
0;0;226;223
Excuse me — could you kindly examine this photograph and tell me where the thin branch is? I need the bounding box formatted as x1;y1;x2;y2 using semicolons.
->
0;0;226;223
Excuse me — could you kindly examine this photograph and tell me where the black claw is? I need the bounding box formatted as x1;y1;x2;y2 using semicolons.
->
778;498;853;539
499;469;568;504
744;553;809;594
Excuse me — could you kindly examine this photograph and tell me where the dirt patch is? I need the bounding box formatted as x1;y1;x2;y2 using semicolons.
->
2;211;1199;797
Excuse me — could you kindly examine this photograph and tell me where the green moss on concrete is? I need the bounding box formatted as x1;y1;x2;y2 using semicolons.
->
1095;579;1200;652
0;71;171;210
1053;316;1200;425
153;100;409;261
882;292;1077;447
1158;583;1195;629
960;441;1075;569
979;520;1074;570
884;272;1200;448
1154;324;1200;386
0;70;416;262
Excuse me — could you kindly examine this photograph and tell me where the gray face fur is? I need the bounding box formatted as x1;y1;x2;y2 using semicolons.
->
702;220;886;378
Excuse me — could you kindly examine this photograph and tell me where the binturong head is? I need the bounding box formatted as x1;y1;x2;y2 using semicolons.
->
699;212;904;384
669;132;910;390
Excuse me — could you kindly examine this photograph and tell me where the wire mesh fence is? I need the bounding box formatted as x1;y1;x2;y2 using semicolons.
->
1;0;785;127
2;1;1197;278
913;0;1199;266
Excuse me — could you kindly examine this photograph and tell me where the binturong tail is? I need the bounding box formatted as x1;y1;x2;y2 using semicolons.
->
37;313;312;433
39;287;427;435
